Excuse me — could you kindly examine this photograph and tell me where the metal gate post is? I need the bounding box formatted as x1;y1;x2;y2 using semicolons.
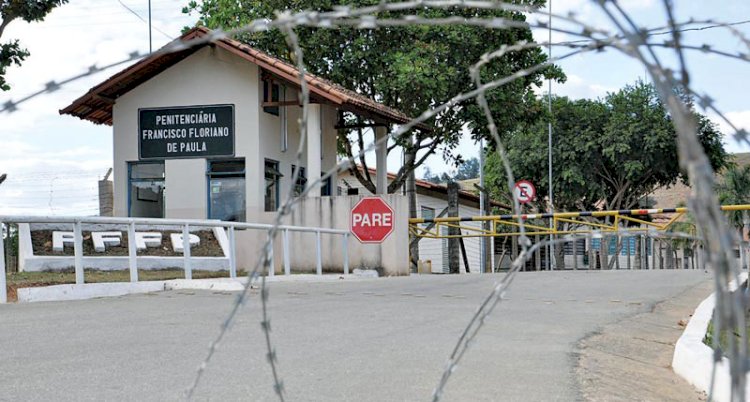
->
316;230;322;276
228;226;237;279
268;233;274;278
128;222;138;282
0;221;6;303
535;235;541;271
342;233;349;275
182;224;192;280
626;236;632;270
74;221;84;285
283;229;291;276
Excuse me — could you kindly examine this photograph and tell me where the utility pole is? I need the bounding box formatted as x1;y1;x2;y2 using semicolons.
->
148;0;152;53
448;182;461;274
547;0;555;270
479;138;486;274
406;138;419;273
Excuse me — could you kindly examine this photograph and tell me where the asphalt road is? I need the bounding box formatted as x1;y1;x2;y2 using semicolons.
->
0;270;712;401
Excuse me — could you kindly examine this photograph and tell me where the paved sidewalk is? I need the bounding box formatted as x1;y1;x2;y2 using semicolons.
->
576;278;712;401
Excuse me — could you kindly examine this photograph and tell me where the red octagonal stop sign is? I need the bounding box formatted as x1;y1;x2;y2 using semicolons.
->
350;197;394;243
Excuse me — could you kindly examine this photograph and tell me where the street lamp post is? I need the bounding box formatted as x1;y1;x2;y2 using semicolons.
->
479;138;486;274
148;0;152;53
547;1;555;270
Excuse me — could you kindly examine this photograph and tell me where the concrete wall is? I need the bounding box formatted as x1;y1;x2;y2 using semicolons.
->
103;46;405;276
232;195;409;276
417;200;484;273
17;223;229;272
258;87;338;212
113;46;339;222
113;46;259;219
338;172;487;273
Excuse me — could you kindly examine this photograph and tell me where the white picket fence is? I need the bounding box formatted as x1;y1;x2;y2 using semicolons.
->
0;215;351;303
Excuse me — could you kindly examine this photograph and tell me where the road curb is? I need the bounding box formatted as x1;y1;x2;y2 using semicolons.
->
16;281;167;303
672;272;748;402
14;272;382;303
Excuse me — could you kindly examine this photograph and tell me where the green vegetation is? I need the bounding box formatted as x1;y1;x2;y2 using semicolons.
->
0;0;68;91
183;0;564;193
704;312;750;356
423;157;480;184
484;81;729;212
717;164;750;233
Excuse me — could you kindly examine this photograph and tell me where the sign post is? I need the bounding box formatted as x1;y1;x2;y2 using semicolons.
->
514;180;536;204
350;197;394;243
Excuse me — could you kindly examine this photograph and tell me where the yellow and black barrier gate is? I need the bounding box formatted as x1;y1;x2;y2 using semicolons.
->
408;204;750;273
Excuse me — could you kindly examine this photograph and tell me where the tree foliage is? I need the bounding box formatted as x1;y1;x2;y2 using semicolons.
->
0;0;67;91
423;157;480;184
184;0;564;192
717;164;750;231
485;81;730;213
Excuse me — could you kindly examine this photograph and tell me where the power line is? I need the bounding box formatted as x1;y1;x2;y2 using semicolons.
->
51;6;178;19
554;19;750;47
116;0;173;40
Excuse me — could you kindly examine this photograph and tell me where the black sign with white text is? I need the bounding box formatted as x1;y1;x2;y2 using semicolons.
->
139;104;235;160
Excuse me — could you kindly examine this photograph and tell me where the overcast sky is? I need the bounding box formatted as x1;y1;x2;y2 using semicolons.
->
0;0;748;216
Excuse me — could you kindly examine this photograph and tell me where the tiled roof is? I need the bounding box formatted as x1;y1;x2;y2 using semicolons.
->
354;167;509;210
60;27;428;130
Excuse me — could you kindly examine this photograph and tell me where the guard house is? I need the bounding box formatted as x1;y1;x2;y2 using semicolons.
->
60;27;412;274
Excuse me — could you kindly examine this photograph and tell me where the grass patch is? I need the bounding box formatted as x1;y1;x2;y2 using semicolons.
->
704;320;730;351
703;288;750;354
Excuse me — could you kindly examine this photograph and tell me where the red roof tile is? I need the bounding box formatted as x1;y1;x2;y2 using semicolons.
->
60;27;429;130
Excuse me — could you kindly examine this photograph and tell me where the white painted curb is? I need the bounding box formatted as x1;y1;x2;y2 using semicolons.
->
17;281;167;303
165;278;245;292
672;272;749;402
14;273;381;303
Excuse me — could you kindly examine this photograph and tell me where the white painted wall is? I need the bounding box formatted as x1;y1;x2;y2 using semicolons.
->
17;223;230;272
165;159;206;219
338;172;486;273
226;194;410;276
113;46;262;219
113;46;340;223
418;198;484;273
257;92;338;220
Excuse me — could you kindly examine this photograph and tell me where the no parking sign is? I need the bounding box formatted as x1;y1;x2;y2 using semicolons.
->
514;180;536;204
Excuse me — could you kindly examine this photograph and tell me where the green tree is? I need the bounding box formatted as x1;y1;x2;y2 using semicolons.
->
0;0;68;91
717;164;750;235
454;157;480;181
483;96;605;212
423;157;480;184
484;81;729;269
485;81;729;213
421;166;443;184
183;0;564;193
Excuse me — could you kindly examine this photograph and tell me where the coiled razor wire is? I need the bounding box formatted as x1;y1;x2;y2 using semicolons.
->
3;1;750;401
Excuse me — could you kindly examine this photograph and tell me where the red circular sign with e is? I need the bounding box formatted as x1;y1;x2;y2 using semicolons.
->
514;180;536;204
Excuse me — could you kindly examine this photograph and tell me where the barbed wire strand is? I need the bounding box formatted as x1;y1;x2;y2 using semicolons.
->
2;1;749;400
133;3;750;399
597;2;748;401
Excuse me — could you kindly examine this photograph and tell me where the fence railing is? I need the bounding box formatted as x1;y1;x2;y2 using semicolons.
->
0;215;351;304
